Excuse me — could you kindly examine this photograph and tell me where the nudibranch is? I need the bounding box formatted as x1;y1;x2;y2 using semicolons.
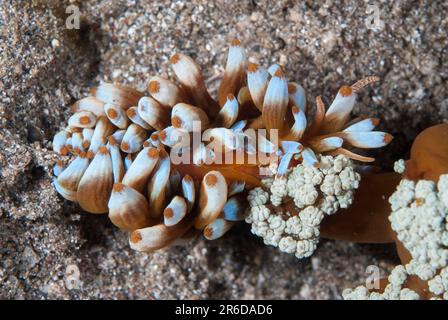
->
52;39;392;254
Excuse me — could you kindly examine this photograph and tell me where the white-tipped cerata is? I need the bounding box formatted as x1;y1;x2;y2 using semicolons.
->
120;123;148;153
321;86;357;133
107;136;125;183
218;39;247;107
88;116;116;153
181;175;196;212
228;181;245;197
171;103;210;132
267;64;281;76
244;130;277;154
53;152;90;201
144;132;161;148
64;126;82;134
148;76;187;108
104;103;129;129
147;149;171;219
247;62;269;111
194;171;228;229
339;131;393;149
301;147;320;168
309;137;344;153
159;126;188;148
262;68;289;131
170;53;218;116
92;83;143;109
77;146;114;213
222;195;246;221
65;137;72;151
343;118;379;132
277;153;294;176
137;96;171;131
288;82;306;112
126;106;153;130
230;120;247;131
129;213;194;252
53;130;71;155
71;96;105;116
288;106;307;140
192;143;210;165
214;94;239;128
111;129;126;144
238;86;259;116
203;127;239;153
163;196;188;227
122;147;159;192
204;218;234;240
53;161;64;177
124;153;133;172
281;140;303;155
81;128;94;150
70;132;84;154
108;183;152;231
68;111;97;129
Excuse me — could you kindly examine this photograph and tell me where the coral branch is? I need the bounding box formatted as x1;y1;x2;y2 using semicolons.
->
321;172;401;243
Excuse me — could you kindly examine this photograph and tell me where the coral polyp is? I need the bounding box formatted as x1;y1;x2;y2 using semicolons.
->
246;154;361;259
52;39;392;255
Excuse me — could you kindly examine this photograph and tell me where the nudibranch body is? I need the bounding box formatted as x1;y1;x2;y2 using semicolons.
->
52;39;392;254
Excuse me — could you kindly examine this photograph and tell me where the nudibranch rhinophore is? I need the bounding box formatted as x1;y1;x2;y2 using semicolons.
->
52;39;392;254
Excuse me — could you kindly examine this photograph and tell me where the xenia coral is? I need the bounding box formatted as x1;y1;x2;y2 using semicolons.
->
246;154;360;258
337;123;448;300
51;39;392;257
343;173;448;300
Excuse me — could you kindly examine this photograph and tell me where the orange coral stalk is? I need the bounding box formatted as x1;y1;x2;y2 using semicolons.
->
321;172;400;243
405;123;448;182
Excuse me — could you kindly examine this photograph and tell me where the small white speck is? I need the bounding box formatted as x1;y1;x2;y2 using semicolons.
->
51;39;60;48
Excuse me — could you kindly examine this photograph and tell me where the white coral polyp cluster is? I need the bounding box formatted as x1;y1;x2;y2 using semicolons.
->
342;265;420;300
343;174;448;300
393;159;406;174
390;174;448;299
246;155;361;259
